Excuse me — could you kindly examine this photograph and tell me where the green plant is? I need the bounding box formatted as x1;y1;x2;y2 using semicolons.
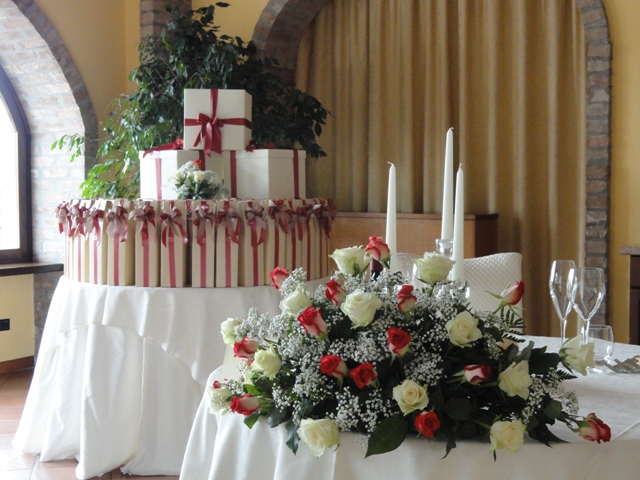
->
54;3;328;198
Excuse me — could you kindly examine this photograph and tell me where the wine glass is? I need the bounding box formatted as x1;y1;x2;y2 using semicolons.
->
549;260;576;348
587;325;614;373
395;253;420;285
568;267;605;343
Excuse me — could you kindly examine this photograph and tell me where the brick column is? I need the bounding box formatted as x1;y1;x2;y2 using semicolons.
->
140;0;192;41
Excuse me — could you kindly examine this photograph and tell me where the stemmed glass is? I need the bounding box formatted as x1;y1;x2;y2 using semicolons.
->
568;267;606;343
587;325;614;372
549;260;576;347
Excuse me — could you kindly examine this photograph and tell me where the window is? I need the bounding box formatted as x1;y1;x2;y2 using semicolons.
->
0;65;31;264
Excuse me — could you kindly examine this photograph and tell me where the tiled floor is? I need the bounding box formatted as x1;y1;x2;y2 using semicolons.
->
0;369;179;480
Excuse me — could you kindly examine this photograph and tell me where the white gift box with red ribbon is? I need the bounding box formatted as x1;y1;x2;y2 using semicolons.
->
159;200;190;288
262;199;289;285
285;199;306;273
301;200;321;281
239;200;267;287
130;200;161;287
86;199;110;285
183;89;252;155
139;149;221;200
316;198;336;278
215;199;241;288
105;199;136;286
191;200;216;288
55;201;74;279
68;199;92;283
223;149;306;200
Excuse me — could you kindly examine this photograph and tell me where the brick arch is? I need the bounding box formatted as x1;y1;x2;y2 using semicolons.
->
252;0;613;320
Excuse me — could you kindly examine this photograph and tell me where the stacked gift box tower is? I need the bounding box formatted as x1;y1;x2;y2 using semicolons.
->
56;89;334;288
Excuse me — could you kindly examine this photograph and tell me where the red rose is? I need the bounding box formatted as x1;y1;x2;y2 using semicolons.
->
578;413;611;443
269;266;290;290
364;236;391;262
297;306;327;337
387;326;412;357
463;364;492;384
414;411;441;438
229;394;260;416
349;363;378;388
397;285;417;313
320;354;348;379
233;337;259;359
500;280;525;305
325;278;347;305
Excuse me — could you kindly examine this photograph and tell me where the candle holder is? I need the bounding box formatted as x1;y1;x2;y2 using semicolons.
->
436;238;453;259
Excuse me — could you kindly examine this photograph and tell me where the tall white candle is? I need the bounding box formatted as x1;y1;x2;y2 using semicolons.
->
385;162;397;271
451;164;465;281
441;128;454;240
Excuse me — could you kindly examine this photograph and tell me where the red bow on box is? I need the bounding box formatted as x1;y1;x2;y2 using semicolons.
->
130;203;157;248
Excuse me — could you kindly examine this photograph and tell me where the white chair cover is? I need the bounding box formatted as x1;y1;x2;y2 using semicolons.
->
463;252;523;313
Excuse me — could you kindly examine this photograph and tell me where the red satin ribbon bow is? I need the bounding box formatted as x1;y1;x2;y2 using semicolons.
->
318;199;336;237
184;90;252;156
216;206;241;244
267;200;291;233
192;202;216;246
245;204;267;248
130;203;157;248
85;207;104;243
160;205;189;247
70;203;89;237
56;202;72;236
105;203;129;242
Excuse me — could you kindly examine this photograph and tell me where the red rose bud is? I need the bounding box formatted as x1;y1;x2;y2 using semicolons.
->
414;411;441;438
578;413;611;443
233;337;259;359
500;280;525;305
387;326;412;357
269;266;290;290
462;364;492;384
229;394;260;416
397;285;417;313
297;306;328;337
349;362;378;388
325;278;347;305
364;236;391;262
320;354;348;379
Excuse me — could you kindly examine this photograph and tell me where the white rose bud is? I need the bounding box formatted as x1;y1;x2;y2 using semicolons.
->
220;318;242;346
490;420;526;453
445;311;482;347
329;246;370;275
413;252;455;284
279;286;312;316
252;347;282;379
498;361;533;400
559;335;595;376
392;379;429;415
298;418;340;457
340;289;382;327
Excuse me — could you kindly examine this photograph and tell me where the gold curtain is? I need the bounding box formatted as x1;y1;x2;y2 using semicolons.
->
296;0;585;336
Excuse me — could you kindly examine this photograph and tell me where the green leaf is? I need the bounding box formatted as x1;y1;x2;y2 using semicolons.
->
543;399;563;420
443;398;473;421
268;406;289;428
244;412;260;429
285;421;300;454
365;415;409;457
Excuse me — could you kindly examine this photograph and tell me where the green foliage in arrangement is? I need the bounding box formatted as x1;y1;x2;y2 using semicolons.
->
53;3;328;199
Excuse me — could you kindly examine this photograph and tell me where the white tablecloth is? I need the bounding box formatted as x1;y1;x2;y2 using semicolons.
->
13;277;323;479
180;337;640;480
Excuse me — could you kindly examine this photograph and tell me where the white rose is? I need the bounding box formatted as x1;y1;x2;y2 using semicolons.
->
220;318;242;346
252;347;282;379
392;379;429;415
560;335;595;375
445;311;482;347
329;246;370;275
413;253;455;284
298;418;340;457
192;170;206;184
490;420;526;453
498;361;533;400
279;286;312;315
206;383;232;415
340;289;382;327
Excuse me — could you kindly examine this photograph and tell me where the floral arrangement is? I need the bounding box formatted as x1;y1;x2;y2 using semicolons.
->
169;161;228;200
210;236;610;458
